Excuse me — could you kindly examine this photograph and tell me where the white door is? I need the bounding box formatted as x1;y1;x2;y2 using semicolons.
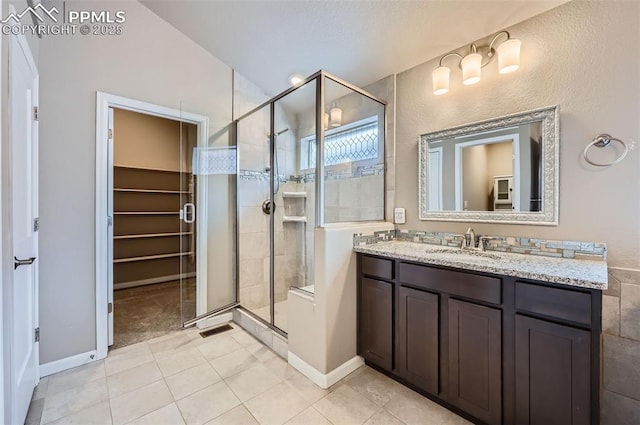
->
428;147;443;210
8;32;39;425
107;108;114;346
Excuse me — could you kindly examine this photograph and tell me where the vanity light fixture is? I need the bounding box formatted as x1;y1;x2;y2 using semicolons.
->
330;105;342;127
289;74;304;86
432;31;521;95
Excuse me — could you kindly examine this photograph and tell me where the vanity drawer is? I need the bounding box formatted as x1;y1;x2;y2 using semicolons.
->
515;281;592;326
399;262;501;305
361;255;394;280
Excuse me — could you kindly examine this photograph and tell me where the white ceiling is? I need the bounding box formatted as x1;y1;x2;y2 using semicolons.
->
142;0;566;99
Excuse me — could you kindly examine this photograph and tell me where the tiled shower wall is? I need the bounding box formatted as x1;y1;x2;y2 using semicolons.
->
325;169;385;223
235;73;307;315
601;267;640;424
296;75;394;226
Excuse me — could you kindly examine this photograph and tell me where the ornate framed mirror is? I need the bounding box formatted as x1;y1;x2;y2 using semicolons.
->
418;105;559;225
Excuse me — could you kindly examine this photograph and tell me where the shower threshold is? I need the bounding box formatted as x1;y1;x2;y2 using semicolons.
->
233;307;288;359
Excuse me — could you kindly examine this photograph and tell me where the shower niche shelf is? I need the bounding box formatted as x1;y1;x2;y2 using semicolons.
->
282;191;307;198
282;189;307;224
283;216;307;223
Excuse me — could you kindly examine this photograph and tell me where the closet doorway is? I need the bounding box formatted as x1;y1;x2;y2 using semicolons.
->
109;108;197;349
96;93;239;360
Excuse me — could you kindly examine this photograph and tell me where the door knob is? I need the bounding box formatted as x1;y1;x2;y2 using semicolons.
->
14;256;36;269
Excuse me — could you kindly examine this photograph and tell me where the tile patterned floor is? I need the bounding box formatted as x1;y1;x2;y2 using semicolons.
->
25;324;470;425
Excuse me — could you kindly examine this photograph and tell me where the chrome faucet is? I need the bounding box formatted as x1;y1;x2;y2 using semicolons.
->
464;227;476;249
479;235;501;251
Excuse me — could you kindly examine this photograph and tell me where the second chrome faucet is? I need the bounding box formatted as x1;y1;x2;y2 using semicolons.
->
463;227;476;249
463;227;501;251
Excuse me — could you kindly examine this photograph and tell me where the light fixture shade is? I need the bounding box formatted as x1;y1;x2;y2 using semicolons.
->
461;52;482;85
289;74;304;86
497;38;521;74
323;112;329;129
330;107;342;127
432;66;451;95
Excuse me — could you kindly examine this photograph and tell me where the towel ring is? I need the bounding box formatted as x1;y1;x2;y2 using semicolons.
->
583;134;629;167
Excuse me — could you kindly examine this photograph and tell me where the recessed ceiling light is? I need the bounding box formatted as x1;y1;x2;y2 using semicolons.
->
289;74;304;86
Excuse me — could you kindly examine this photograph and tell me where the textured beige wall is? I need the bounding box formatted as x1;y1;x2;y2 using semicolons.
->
395;1;640;268
38;0;232;364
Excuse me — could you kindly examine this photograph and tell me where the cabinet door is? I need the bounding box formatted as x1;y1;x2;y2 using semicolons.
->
358;277;393;370
449;299;502;425
397;286;439;394
515;315;591;425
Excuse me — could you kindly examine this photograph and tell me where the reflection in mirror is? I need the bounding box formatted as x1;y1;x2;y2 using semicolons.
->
419;106;558;225
427;122;542;212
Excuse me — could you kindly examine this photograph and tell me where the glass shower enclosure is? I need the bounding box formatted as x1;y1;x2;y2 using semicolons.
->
236;71;386;334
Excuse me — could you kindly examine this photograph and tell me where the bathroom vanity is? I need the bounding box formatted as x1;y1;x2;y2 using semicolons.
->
354;242;606;425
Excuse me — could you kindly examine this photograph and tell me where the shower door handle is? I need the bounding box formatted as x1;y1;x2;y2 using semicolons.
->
182;203;195;224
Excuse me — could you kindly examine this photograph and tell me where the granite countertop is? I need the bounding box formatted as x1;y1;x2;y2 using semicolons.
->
354;241;608;290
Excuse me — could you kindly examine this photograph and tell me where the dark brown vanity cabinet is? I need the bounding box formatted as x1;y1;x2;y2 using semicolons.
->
448;299;502;425
515;315;590;425
397;286;439;394
358;277;393;370
514;281;595;425
358;256;396;370
356;253;602;425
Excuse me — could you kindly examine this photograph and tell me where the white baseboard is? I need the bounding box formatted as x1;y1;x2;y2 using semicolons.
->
40;350;98;377
114;272;196;290
288;352;364;389
195;312;233;330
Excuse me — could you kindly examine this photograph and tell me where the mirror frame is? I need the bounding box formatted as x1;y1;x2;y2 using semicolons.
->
418;105;559;225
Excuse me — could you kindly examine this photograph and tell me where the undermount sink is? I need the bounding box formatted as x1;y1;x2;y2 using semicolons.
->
425;248;503;261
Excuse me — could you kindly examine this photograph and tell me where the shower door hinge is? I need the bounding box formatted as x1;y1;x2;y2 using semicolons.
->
107;216;113;227
33;106;39;122
33;218;39;232
108;303;113;314
108;129;113;140
34;327;40;342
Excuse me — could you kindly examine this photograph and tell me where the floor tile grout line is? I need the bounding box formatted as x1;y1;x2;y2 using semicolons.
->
114;370;173;425
222;373;262;424
288;404;337;425
104;361;115;425
206;348;261;381
308;404;337;425
223;363;286;405
383;407;408;425
121;400;175;425
604;388;640;403
165;364;223;402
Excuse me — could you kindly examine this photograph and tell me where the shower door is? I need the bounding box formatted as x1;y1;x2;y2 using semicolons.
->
237;103;273;326
179;104;238;328
236;79;316;334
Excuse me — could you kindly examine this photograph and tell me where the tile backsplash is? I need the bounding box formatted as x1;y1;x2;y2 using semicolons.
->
353;228;607;261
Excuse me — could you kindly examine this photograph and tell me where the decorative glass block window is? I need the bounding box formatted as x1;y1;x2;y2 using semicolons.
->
301;116;379;169
192;146;237;175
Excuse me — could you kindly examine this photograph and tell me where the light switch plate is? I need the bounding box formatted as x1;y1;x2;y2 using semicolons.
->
394;207;406;224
